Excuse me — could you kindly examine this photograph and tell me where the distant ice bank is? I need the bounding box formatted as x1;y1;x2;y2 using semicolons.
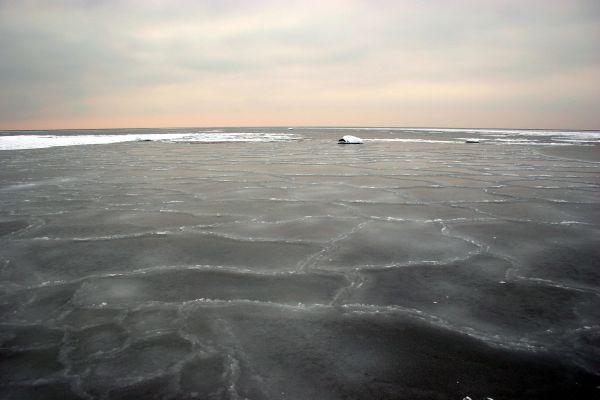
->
338;135;364;144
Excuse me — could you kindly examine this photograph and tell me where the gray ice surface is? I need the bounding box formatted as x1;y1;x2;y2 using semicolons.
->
0;128;599;399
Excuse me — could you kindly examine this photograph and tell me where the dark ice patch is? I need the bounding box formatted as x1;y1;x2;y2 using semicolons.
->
346;254;599;340
0;382;84;400
0;220;29;237
450;221;600;290
199;304;599;400
2;233;323;285
122;307;181;337
19;210;234;239
65;323;128;362
466;201;600;224
346;202;478;221
74;333;192;398
178;354;229;399
0;324;64;350
72;269;345;307
106;375;178;400
1;283;80;324
0;347;64;382
208;216;359;242
319;220;477;269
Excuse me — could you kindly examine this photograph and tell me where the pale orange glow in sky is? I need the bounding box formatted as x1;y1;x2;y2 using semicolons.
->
1;0;599;130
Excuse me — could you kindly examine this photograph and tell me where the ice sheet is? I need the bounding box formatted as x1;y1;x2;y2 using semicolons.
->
1;128;598;398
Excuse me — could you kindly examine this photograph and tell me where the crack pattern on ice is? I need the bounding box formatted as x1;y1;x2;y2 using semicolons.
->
1;130;598;397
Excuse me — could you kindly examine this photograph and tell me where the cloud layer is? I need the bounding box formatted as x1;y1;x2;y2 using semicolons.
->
1;0;599;129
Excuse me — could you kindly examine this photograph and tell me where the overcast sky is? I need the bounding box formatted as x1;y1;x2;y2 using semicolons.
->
1;0;599;130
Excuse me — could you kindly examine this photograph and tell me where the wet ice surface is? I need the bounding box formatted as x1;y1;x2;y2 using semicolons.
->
0;128;599;399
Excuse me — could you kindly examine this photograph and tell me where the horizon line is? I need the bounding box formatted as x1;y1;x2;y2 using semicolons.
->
1;125;599;133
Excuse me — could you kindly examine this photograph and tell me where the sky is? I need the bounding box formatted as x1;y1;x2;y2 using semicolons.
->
0;0;599;130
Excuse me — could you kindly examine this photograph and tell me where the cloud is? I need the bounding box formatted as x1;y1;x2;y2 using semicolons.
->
0;0;599;129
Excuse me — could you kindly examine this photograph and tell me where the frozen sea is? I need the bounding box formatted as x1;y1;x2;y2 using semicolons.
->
0;127;599;399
